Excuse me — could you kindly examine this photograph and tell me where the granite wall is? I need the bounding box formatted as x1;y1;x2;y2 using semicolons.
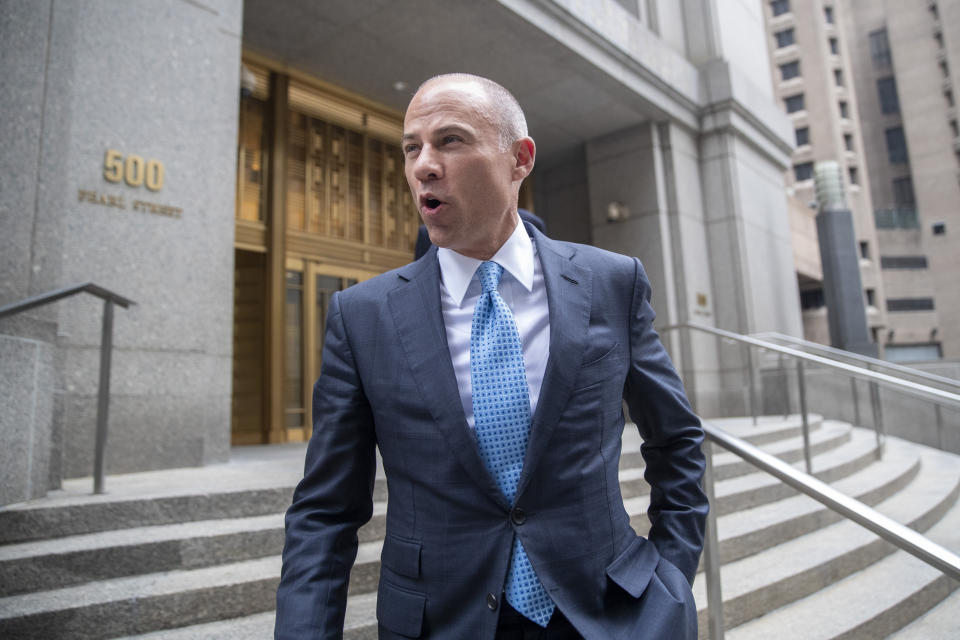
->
1;0;243;502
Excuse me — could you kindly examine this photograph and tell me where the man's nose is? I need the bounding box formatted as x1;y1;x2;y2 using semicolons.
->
412;145;442;181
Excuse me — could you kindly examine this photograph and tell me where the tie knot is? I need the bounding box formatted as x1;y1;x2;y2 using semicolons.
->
477;261;503;294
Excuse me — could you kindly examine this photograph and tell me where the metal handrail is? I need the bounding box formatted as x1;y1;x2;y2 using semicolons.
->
0;282;135;319
703;422;960;580
0;283;135;494
698;421;960;640
660;323;960;407
753;331;960;392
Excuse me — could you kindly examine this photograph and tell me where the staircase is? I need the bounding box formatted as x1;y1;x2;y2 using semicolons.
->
0;416;957;639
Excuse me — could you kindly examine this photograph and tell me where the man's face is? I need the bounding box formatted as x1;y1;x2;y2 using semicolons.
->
402;80;534;260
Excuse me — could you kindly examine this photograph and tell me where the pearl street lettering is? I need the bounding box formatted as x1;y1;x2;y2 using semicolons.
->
132;199;183;218
77;189;183;219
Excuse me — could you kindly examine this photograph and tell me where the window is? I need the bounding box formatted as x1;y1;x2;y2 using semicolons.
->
893;176;916;205
886;343;942;363
869;29;892;68
800;288;825;310
887;298;935;312
951;119;959;137
785;93;805;113
930;2;939;20
844;133;854;151
933;221;947;235
859;241;870;259
775;28;795;48
848;166;859;184
940;60;950;78
885;127;908;164
794;162;814;181
839;100;849;118
795;127;810;146
824;6;834;24
865;289;876;306
771;0;790;17
946;89;955;108
829;37;839;55
875;207;919;228
834;69;844;86
881;256;928;269
935;31;945;50
780;61;801;81
876;77;900;114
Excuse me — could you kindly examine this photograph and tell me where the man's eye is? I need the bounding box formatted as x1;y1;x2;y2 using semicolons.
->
404;145;419;155
442;135;461;145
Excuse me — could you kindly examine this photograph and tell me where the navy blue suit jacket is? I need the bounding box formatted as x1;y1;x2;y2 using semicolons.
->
276;224;708;639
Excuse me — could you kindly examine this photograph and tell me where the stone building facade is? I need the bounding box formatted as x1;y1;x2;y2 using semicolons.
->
1;0;800;506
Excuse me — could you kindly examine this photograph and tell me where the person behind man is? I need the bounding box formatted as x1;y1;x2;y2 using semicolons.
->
275;73;708;639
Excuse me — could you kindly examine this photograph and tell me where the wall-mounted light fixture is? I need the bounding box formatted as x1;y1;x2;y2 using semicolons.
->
607;201;630;223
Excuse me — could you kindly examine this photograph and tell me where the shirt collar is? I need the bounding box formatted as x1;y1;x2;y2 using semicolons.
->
437;217;535;307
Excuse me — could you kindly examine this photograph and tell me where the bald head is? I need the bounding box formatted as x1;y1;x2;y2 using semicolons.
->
414;74;528;151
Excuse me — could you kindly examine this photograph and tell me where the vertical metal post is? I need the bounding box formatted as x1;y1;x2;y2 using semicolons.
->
780;354;789;419
701;437;725;640
935;404;944;450
869;381;884;458
850;378;861;426
93;299;114;494
745;345;758;425
796;360;812;474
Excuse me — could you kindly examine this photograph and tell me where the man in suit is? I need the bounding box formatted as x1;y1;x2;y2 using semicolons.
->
276;73;708;639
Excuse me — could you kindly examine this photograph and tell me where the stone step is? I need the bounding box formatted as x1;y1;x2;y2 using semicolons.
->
713;439;919;565
122;441;955;640
707;414;825;447
885;583;960;639
0;556;282;639
710;425;881;516
0;418;829;549
112;594;379;640
691;439;960;637
0;425;877;601
710;419;851;481
619;417;846;481
723;471;960;640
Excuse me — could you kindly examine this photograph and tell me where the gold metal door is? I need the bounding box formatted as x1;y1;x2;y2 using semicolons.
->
283;259;376;442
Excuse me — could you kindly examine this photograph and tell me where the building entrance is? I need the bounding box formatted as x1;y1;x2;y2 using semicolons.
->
230;55;419;444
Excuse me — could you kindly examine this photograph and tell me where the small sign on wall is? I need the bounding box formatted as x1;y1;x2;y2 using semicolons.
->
77;149;183;218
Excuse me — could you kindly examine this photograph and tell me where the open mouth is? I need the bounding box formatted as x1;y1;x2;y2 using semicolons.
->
420;195;444;212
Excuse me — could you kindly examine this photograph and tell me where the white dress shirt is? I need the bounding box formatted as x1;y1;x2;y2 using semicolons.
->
437;218;551;429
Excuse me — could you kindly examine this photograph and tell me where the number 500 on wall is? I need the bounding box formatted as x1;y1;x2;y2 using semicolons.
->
103;149;165;191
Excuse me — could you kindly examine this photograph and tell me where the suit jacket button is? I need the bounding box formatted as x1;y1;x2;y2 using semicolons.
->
511;507;526;525
487;592;499;611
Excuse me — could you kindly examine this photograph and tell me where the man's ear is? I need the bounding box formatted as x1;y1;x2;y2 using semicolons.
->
512;137;536;181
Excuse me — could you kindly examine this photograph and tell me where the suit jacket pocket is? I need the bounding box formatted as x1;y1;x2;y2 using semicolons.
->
605;534;660;598
381;534;422;579
377;579;426;638
574;342;623;391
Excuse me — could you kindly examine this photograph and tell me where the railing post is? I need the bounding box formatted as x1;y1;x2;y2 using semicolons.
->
935;404;944;450
780;354;789;419
701;437;725;640
93;299;114;494
850;378;861;427
869;381;884;459
745;345;758;425
796;360;813;474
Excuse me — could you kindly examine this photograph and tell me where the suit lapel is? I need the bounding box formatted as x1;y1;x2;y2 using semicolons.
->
387;251;509;509
516;231;593;498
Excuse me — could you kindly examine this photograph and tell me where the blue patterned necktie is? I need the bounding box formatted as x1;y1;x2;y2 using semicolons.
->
470;260;556;627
